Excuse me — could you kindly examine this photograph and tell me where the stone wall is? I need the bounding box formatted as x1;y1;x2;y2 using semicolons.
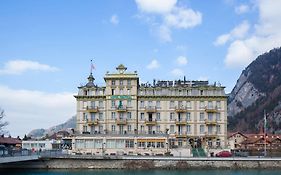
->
1;157;281;169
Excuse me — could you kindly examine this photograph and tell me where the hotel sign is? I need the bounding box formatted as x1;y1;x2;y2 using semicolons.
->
111;95;132;100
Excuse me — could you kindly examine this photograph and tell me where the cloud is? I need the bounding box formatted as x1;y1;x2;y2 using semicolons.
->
164;7;202;29
135;0;176;14
146;59;160;69
224;0;281;68
176;56;188;66
0;60;59;75
214;20;250;46
171;68;184;77
110;14;119;25
0;85;75;137
235;4;250;14
135;0;202;42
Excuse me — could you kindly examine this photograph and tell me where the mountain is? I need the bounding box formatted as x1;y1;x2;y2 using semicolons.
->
228;47;281;133
28;116;76;138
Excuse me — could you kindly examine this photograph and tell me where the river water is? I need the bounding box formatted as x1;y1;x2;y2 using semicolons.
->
1;169;280;175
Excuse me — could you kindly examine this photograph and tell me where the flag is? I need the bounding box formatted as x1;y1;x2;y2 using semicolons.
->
90;60;95;73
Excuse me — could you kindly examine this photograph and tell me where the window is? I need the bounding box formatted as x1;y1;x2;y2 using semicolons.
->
170;101;175;108
127;80;131;86
156;113;161;121
127;89;131;95
208;113;213;121
216;101;221;109
216;113;221;121
156;125;160;132
187;125;191;134
127;112;132;119
120;89;123;95
186;101;191;109
140;113;144;120
170;113;174;120
91;101;95;107
112;89;115;95
119;113;124;119
140;101;144;108
200;101;205;109
127;100;131;107
178;101;183;107
99;125;103;133
111;100;115;108
156;101;160;108
83;113;87;121
112;125;116;132
83;126;87;132
120;80;123;86
111;112;116;119
186;112;191;121
148;101;153;107
170;125;174;133
200;90;203;95
91;113;95;120
127;125;132;132
99;101;103;108
216;125;221;134
99;113;103;120
200;112;204;121
140;125;144;132
200;125;205;134
208;125;213;134
208;101;213;108
112;80;115;86
125;140;134;148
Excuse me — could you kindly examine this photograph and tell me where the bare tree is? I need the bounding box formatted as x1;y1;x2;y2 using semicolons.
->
0;108;8;134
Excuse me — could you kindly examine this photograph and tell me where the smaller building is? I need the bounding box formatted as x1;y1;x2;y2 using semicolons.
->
227;132;247;150
0;135;21;149
22;140;61;151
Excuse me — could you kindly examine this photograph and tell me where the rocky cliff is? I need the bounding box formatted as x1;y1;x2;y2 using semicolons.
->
228;47;281;133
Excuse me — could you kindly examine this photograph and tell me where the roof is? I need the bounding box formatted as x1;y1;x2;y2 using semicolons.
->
227;132;248;139
0;136;21;145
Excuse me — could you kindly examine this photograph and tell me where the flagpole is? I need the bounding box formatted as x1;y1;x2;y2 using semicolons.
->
264;110;266;157
90;60;93;74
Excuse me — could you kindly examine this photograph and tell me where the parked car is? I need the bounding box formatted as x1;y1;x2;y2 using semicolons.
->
215;151;232;157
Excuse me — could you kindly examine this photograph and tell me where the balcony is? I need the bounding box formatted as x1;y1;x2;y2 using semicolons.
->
175;106;189;113
145;106;157;113
205;119;217;125
205;132;218;138
175;133;187;138
175;119;187;125
205;106;218;113
86;106;99;113
145;119;157;125
116;118;127;125
87;119;99;126
116;105;127;112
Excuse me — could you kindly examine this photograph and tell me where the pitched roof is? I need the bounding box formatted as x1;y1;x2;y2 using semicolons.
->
0;136;21;145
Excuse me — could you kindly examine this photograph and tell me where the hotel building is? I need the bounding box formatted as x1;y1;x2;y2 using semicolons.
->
72;64;227;156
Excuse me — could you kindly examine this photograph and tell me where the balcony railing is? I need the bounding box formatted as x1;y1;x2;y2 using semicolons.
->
175;106;189;113
175;132;188;138
175;119;187;125
205;119;217;125
87;119;99;126
145;119;157;125
116;105;127;112
116;118;127;125
205;132;218;138
205;106;218;113
145;106;157;113
86;106;99;113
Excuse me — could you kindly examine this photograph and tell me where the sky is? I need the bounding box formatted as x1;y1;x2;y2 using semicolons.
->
1;0;281;137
